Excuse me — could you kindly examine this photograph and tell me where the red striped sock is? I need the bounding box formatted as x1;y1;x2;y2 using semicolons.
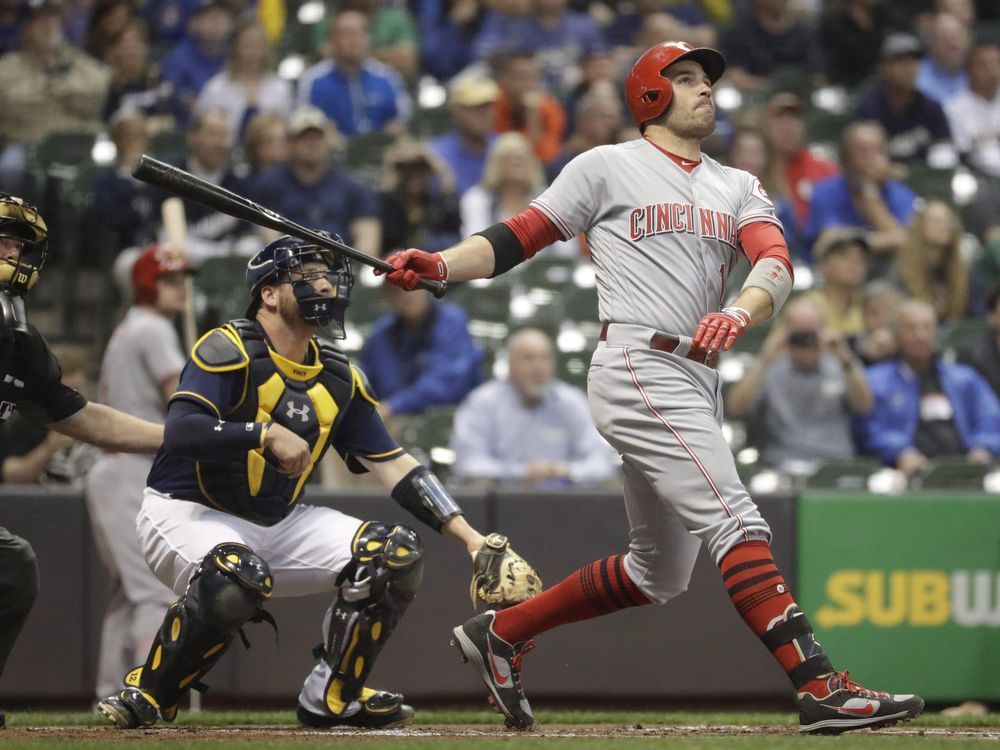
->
492;555;649;645
719;541;801;673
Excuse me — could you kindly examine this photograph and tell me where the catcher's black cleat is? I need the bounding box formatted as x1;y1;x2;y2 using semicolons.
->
451;610;535;730
798;671;924;734
297;689;414;729
96;687;160;729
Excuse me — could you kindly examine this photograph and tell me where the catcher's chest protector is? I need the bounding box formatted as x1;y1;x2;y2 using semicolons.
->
195;319;353;525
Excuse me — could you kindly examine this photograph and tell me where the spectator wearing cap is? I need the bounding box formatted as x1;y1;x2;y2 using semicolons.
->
472;0;605;97
803;228;870;337
250;106;381;257
193;18;291;143
301;9;410;137
892;199;972;322
945;37;1000;178
955;285;1000;398
416;0;487;83
719;0;822;92
0;0;110;147
804;121;917;255
161;0;234;117
494;50;566;163
727;296;872;477
763;92;839;244
857;300;999;473
916;12;971;103
854;33;953;164
819;0;891;87
428;75;499;197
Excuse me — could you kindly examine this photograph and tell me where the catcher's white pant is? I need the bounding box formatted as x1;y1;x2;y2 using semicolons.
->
137;488;368;713
587;326;772;605
86;454;175;700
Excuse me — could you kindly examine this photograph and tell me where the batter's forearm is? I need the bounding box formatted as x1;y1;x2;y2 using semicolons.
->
441;235;496;281
730;286;774;323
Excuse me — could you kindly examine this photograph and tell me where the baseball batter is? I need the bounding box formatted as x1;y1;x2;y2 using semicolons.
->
86;245;189;701
95;235;536;731
380;43;924;735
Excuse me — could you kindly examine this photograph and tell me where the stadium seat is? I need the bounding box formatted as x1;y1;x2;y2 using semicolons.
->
195;256;255;329
940;318;988;353
917;457;989;490
904;165;955;202
805;457;881;490
449;282;512;324
410;106;454;139
556;350;590;391
396;406;457;476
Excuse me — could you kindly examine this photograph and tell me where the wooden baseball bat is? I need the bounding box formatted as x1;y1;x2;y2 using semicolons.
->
133;155;447;298
161;197;198;351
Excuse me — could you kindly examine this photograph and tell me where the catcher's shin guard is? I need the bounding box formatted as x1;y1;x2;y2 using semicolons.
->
318;522;423;714
122;543;274;714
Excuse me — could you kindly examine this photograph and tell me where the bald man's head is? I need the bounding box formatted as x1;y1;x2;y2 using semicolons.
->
508;328;555;403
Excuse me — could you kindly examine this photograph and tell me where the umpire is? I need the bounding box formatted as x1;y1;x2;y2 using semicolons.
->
0;194;164;727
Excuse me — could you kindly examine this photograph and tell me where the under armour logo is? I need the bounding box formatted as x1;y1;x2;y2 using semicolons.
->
286;401;311;422
214;420;224;432
315;303;328;311
3;374;24;388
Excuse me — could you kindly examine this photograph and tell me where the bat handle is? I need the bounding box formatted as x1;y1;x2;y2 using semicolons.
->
420;278;448;298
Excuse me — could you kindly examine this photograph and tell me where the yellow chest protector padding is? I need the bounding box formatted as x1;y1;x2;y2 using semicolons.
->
190;320;355;526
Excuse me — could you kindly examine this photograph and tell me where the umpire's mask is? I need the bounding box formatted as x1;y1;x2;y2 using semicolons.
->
246;235;354;338
0;194;48;336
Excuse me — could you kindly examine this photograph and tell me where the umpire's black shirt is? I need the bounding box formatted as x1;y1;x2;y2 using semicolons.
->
0;324;86;426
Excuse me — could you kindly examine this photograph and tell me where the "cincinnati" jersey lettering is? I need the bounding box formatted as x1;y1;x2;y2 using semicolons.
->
628;202;738;247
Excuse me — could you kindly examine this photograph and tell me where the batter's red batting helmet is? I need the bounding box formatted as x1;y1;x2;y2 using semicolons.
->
625;41;726;130
132;244;191;305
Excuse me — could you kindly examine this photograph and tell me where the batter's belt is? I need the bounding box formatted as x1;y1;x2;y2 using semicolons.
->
599;323;713;366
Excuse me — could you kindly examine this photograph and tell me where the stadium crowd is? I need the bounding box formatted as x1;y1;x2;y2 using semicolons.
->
0;2;998;514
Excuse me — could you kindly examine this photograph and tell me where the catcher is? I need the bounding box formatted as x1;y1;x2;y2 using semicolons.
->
96;235;541;730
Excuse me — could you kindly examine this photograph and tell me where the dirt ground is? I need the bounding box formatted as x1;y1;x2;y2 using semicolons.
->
6;724;1000;741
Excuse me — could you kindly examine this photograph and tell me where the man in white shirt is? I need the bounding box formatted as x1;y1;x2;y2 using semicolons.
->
450;327;618;487
945;38;1000;177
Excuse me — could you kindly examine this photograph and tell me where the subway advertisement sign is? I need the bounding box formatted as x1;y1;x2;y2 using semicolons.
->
798;493;1000;701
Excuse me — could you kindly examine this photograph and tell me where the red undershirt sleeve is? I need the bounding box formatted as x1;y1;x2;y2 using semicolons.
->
738;221;794;280
503;206;563;261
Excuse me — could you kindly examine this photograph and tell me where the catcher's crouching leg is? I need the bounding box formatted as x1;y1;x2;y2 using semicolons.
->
298;521;423;729
97;543;274;729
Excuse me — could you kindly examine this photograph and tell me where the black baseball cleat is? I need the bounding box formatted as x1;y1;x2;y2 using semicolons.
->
451;610;535;730
297;689;414;729
798;671;924;734
96;687;160;729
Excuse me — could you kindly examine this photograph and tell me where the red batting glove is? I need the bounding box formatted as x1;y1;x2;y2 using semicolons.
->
375;248;448;291
692;307;752;354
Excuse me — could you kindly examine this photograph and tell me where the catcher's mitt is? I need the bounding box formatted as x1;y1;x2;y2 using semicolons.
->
470;533;543;608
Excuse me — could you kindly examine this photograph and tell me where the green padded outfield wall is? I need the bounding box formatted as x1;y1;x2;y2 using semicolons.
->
798;493;1000;701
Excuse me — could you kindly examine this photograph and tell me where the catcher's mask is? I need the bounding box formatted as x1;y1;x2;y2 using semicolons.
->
245;234;353;338
0;193;48;336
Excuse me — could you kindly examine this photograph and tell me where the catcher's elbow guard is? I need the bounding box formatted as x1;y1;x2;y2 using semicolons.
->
391;466;462;532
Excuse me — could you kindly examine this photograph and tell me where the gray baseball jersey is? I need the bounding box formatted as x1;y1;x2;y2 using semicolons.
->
86;305;183;699
529;138;780;601
532;138;781;336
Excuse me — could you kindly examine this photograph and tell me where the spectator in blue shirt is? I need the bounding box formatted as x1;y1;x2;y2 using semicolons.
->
416;0;486;83
304;9;410;137
361;284;483;420
856;300;1000;474
916;12;970;103
450;327;617;487
472;0;605;97
140;0;199;46
428;74;498;197
855;33;953;164
804;121;917;257
161;0;234;117
251;105;381;257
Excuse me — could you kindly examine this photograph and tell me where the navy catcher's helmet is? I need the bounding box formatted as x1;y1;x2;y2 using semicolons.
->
0;193;48;335
245;234;353;338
